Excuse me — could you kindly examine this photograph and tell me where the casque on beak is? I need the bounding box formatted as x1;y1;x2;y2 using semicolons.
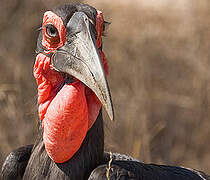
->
52;12;114;121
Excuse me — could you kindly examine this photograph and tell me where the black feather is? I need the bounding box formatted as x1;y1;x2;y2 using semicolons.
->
1;145;33;180
89;153;210;180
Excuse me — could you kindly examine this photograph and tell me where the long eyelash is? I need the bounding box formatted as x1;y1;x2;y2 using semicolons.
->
89;18;95;25
36;27;43;31
102;21;111;36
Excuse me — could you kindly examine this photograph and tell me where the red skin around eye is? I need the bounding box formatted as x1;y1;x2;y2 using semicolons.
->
34;11;109;163
42;11;66;50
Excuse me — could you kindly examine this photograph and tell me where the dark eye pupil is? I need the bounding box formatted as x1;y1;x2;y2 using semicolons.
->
46;25;57;37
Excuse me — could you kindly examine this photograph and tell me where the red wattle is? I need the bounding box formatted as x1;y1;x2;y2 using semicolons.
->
42;82;88;163
86;88;101;129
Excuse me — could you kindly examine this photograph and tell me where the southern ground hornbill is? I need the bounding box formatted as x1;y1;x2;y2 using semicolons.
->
1;3;210;180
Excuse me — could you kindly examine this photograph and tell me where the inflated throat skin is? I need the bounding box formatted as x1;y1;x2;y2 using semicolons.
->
34;54;103;163
43;82;89;163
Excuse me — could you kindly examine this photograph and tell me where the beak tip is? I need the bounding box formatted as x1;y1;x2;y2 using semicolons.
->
109;115;114;121
107;106;114;121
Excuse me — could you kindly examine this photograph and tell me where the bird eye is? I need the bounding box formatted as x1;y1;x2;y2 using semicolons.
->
44;24;60;45
46;25;57;37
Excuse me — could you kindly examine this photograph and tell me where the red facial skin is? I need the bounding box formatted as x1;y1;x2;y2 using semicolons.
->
33;11;108;163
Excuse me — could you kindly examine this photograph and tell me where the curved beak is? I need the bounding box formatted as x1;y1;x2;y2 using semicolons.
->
52;12;114;121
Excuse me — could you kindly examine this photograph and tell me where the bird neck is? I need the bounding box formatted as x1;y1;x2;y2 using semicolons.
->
24;109;104;180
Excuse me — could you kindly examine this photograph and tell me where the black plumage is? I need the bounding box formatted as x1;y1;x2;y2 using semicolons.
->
90;158;210;180
1;145;33;180
1;3;210;180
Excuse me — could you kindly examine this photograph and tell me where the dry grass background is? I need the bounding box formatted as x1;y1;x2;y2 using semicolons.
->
0;0;210;174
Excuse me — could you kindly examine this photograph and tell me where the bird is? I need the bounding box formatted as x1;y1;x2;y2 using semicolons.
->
1;3;210;180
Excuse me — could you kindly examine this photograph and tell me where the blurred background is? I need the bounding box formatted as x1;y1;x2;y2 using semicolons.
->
0;0;210;174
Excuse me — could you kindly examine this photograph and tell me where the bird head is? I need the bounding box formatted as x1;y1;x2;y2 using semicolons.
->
33;3;113;163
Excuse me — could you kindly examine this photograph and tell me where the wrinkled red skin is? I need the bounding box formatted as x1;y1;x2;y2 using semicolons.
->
33;10;108;163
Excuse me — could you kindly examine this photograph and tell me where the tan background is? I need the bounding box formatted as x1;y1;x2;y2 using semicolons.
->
0;0;210;174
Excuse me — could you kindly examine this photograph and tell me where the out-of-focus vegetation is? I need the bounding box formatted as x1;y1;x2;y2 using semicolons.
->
0;0;210;174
